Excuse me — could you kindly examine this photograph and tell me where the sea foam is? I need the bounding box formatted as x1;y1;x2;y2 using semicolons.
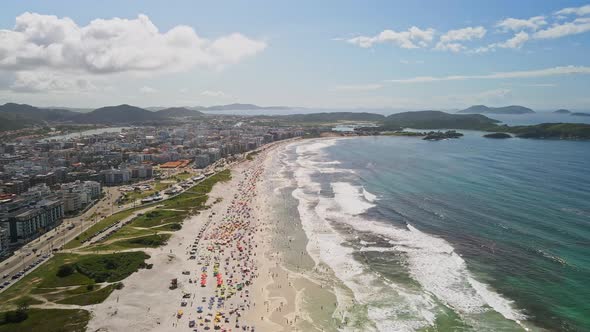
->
286;138;527;331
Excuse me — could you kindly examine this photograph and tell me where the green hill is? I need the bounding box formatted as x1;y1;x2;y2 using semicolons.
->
75;105;168;124
156;107;204;118
382;111;499;130
504;123;590;139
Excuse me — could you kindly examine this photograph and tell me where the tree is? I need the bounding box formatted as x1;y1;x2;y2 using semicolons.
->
56;264;74;277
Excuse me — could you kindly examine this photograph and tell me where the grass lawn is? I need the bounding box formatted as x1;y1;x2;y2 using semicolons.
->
85;234;171;252
74;251;150;283
0;254;94;309
102;225;156;241
130;209;187;228
120;181;173;204
160;169;231;211
0;252;148;311
172;172;193;181
65;206;149;249
0;309;89;332
152;223;182;231
40;285;93;303
55;284;116;306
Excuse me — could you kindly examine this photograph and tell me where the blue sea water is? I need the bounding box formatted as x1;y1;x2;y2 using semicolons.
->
284;133;590;331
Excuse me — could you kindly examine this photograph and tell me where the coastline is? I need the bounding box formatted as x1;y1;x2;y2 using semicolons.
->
86;139;311;331
245;139;342;332
85;135;570;332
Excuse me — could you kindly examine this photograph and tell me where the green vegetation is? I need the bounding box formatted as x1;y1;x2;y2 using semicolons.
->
64;206;145;249
422;130;463;140
39;285;94;302
161;169;231;211
0;251;147;312
100;225;155;241
131;209;187;228
120;181;174;204
484;132;512;139
380;111;500;130
501;123;590;139
126;234;170;246
364;111;590;140
153;223;182;231
246;150;260;160
457;105;534;114
74;251;150;283
0;309;89;332
172;172;193;181
381;131;425;137
0;168;233;331
55;284;116;306
87;234;171;252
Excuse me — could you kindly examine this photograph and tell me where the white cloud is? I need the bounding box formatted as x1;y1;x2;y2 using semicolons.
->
8;71;96;93
435;26;486;52
201;90;227;97
346;26;435;48
332;84;383;91
0;12;266;75
439;26;487;42
435;42;466;52
534;17;590;39
555;4;590;16
496;16;547;31
498;31;530;49
387;65;590;83
139;86;157;94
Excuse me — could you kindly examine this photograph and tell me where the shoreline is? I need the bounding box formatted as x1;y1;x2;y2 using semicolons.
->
86;139;309;331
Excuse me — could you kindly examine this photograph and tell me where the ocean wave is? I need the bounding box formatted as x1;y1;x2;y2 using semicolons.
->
332;182;376;215
363;188;378;202
286;138;529;331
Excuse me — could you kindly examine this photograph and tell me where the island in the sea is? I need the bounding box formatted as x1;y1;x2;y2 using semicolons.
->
554;109;571;114
457;105;535;115
483;133;512;139
423;130;464;140
353;110;590;140
571;112;590;117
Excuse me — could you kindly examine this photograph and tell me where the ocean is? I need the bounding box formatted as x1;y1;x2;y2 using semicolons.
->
275;133;590;332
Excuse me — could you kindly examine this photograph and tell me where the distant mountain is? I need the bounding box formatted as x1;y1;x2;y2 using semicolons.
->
45;107;95;113
156;107;204;118
382;111;500;130
283;112;385;122
75;104;167;124
200;103;292;111
571;112;590;117
458;105;535;114
554;109;571;114
0;103;78;121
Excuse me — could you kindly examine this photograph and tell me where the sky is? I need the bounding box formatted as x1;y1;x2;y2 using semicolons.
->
1;0;590;110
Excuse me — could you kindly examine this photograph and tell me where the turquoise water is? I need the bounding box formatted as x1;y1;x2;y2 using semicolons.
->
283;133;590;331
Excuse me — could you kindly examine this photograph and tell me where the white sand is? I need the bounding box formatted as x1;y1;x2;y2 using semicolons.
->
87;140;299;332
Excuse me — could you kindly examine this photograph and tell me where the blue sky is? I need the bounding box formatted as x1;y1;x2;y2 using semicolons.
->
0;0;589;110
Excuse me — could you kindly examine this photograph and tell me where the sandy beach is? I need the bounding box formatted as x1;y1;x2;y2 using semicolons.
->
86;139;323;332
